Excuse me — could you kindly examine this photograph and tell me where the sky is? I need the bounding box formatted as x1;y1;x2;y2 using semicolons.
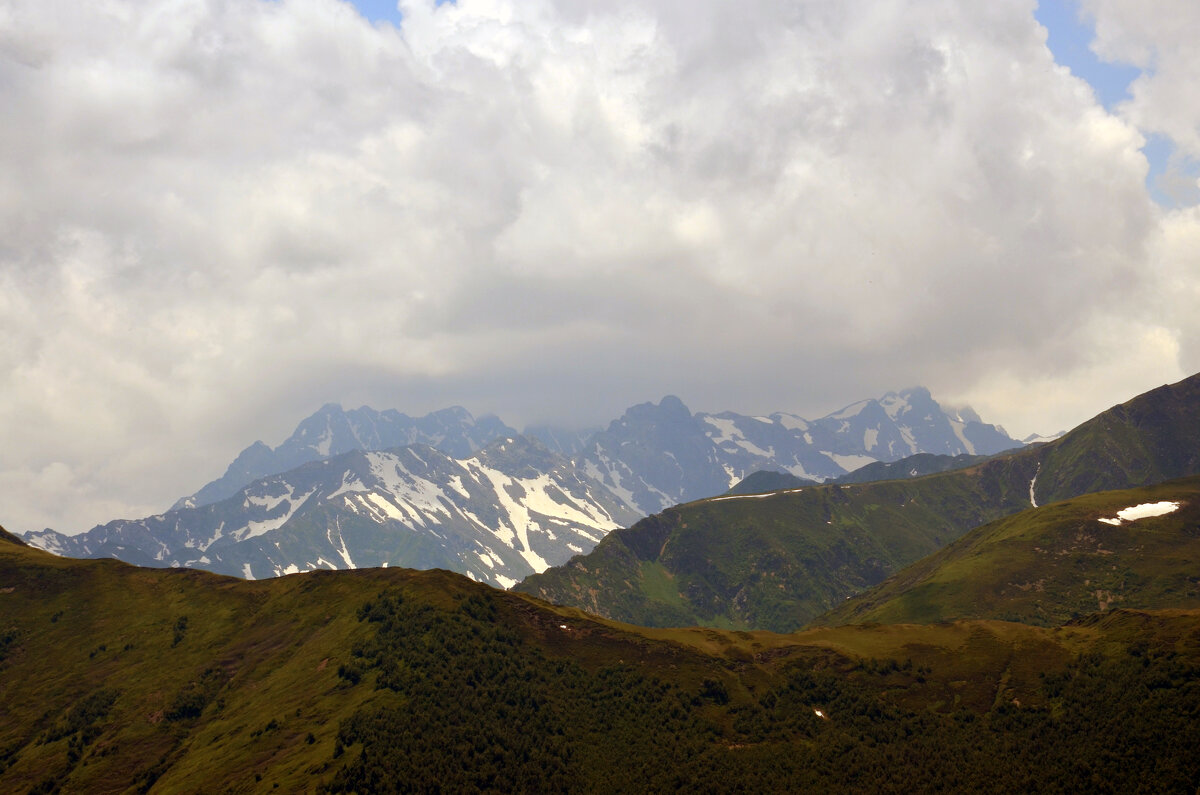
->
2;0;1199;535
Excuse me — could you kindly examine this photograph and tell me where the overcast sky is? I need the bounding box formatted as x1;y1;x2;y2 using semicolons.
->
2;0;1199;534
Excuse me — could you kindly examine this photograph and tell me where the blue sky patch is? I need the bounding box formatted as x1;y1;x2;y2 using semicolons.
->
350;0;402;26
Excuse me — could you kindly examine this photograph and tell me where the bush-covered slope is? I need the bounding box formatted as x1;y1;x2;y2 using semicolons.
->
518;373;1200;632
5;528;1200;791
817;476;1200;627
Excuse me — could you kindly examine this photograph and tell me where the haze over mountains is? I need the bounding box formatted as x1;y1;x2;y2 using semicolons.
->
22;387;1019;587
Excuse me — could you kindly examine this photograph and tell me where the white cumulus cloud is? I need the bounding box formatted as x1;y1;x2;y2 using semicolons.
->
0;0;1195;533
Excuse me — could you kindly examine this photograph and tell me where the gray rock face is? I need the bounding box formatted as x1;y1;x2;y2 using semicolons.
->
29;436;637;589
174;404;517;510
522;424;601;458
575;388;1018;516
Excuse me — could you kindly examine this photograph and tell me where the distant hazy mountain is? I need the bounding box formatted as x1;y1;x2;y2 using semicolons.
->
832;452;991;485
174;404;517;510
726;470;816;495
576;387;1019;516
522;424;602;458
27;436;636;589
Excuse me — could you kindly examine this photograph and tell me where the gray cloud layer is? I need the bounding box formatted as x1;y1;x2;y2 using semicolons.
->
1;0;1197;533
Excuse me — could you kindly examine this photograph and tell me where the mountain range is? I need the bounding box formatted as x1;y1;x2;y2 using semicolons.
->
518;373;1200;631
26;437;636;589
23;387;1018;586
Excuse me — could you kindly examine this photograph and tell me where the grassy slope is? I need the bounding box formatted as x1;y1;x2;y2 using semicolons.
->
818;476;1200;627
5;529;1200;791
517;459;1040;632
1035;376;1200;504
518;373;1200;632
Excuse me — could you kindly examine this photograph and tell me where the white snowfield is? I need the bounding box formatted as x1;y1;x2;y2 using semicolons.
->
1097;501;1181;526
707;489;806;503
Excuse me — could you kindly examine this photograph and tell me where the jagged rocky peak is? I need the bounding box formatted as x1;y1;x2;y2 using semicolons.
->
174;403;518;510
616;395;694;425
523;424;600;458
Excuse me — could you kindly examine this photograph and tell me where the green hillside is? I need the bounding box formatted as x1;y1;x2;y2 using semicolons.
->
518;373;1200;632
6;526;1200;791
517;470;1039;633
1033;376;1200;504
817;476;1200;627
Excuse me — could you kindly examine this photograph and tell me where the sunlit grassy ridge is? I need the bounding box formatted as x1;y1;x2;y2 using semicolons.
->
818;476;1200;627
5;527;1200;792
518;374;1200;632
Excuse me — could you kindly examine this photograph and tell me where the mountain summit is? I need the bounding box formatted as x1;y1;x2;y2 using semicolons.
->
577;388;1018;515
174;404;517;510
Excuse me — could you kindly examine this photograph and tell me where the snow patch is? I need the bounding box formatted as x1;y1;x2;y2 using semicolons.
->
824;453;877;473
239;486;315;540
708;489;805;503
1098;501;1181;526
948;419;977;455
830;400;869;420
328;472;369;498
314;426;333;457
774;413;808;431
879;392;910;420
722;464;741;488
703;415;774;457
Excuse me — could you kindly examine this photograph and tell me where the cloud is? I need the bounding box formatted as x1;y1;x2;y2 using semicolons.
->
0;0;1192;533
1083;0;1200;155
1079;0;1200;205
